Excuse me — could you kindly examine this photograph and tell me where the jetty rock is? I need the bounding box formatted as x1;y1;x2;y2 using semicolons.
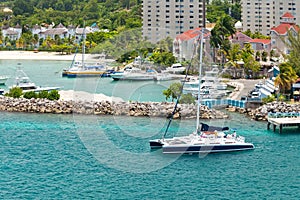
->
0;95;229;119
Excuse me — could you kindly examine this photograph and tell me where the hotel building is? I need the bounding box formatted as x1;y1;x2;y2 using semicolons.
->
142;0;205;44
241;0;300;35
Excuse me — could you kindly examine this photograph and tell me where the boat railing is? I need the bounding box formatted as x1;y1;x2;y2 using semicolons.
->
267;112;300;118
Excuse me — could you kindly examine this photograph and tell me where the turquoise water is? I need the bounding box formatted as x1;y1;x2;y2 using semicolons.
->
0;59;173;102
0;60;299;199
0;111;299;199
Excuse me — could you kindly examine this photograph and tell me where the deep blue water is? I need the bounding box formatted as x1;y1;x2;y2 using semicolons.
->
0;111;299;199
0;59;299;199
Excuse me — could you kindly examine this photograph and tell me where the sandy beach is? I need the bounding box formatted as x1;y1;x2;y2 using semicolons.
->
0;50;96;61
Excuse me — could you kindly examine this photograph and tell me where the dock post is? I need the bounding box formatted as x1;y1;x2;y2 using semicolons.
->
273;124;276;132
267;122;270;130
279;124;283;134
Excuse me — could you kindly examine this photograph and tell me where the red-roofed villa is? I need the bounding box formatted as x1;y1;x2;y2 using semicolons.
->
270;12;300;54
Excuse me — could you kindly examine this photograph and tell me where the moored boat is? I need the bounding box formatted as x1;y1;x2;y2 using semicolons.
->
0;75;9;85
149;28;254;154
11;66;60;92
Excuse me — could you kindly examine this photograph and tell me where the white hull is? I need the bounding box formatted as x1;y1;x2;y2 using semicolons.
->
0;76;9;85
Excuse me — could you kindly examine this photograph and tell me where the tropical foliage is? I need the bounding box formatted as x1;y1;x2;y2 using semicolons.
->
206;0;241;23
274;62;298;95
163;82;182;102
285;30;300;76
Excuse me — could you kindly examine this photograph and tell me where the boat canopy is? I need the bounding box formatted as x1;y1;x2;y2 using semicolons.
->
200;123;229;131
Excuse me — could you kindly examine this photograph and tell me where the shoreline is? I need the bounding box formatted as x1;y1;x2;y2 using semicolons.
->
0;50;97;61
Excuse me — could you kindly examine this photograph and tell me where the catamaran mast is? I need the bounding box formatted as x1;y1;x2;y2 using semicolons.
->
82;23;86;68
196;28;204;133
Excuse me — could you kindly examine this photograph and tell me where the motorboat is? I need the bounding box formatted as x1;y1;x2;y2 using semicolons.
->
154;72;176;81
149;29;254;154
164;63;186;74
0;75;9;85
11;67;60;92
111;65;157;81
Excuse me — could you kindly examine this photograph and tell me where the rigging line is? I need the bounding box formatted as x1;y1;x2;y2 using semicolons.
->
162;32;202;140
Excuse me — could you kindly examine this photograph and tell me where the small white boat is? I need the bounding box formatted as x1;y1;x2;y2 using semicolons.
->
11;67;60;92
111;66;157;81
165;63;186;74
154;72;175;81
0;76;9;85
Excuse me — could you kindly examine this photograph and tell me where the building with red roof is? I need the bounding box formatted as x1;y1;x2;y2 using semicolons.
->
270;12;300;54
249;39;271;52
173;28;211;62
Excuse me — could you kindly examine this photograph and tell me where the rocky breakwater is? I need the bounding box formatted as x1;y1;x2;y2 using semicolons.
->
0;96;229;119
245;101;300;121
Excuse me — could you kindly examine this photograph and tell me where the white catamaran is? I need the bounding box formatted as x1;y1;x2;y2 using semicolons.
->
149;28;254;154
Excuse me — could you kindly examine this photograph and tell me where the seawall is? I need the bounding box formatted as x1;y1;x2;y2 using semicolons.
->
0;96;229;119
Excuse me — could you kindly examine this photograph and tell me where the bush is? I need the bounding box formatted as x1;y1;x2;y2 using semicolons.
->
47;90;60;100
262;94;276;103
5;87;23;98
38;90;49;99
179;93;196;104
23;91;37;99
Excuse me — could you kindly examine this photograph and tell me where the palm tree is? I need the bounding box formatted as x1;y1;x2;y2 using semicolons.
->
210;14;236;65
274;62;298;95
225;43;241;78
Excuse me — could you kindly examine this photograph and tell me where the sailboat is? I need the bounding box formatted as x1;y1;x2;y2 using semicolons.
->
62;27;112;78
149;29;254;154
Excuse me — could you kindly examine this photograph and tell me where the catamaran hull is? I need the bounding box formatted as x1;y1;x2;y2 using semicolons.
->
149;139;164;149
162;144;254;154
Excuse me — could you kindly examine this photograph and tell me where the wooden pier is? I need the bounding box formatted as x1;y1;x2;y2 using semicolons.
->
267;117;300;133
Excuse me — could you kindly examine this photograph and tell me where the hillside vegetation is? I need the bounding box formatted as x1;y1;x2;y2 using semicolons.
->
0;0;142;30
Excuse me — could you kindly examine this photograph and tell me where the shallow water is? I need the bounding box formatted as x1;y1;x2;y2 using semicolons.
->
0;59;173;102
0;111;299;199
0;59;299;199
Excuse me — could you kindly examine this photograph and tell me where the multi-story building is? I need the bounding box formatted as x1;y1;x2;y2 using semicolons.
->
241;0;300;35
142;0;205;44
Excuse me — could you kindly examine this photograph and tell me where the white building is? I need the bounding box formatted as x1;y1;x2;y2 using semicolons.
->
142;0;205;44
241;0;300;35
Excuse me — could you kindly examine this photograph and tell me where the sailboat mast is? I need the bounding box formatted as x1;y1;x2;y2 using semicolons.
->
196;28;204;133
82;23;86;68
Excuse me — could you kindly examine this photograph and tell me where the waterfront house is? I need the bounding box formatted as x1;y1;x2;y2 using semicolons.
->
270;12;300;55
173;28;211;62
1;23;22;41
228;31;252;48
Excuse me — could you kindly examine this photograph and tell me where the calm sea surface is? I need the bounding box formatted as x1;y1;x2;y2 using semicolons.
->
0;60;299;199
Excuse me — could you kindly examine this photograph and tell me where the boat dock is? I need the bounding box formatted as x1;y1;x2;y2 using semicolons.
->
267;113;300;133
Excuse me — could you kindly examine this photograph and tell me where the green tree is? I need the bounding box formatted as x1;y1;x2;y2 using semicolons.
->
274;62;298;95
38;90;49;99
285;30;300;76
5;87;23;98
179;93;196;104
23;91;37;99
163;82;182;102
47;90;60;100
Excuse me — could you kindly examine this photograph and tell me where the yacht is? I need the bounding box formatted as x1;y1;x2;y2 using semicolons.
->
0;75;9;85
111;65;157;81
164;63;186;74
12;67;60;92
149;29;254;154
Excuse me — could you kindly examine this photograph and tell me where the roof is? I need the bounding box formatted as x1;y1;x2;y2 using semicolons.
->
249;39;271;45
281;12;294;19
42;28;68;35
175;28;210;41
56;23;65;28
271;23;300;35
175;28;202;41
